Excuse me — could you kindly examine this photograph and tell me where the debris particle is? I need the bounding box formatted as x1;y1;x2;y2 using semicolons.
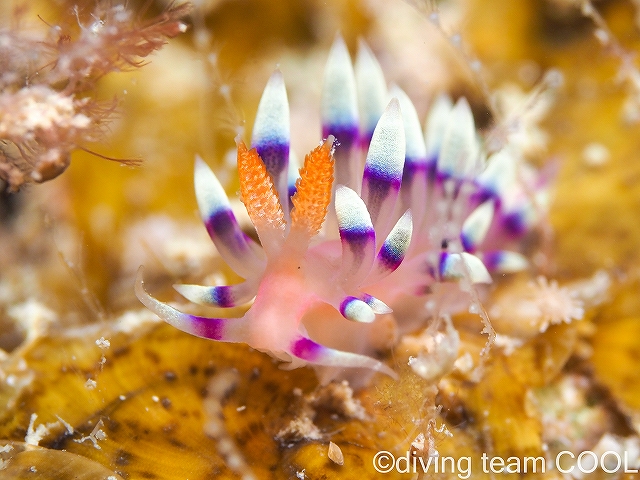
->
236;405;246;412
56;415;75;435
74;419;107;450
306;380;367;420
152;395;159;402
328;441;344;465
119;394;126;401
85;378;97;389
0;444;14;453
296;469;306;479
25;413;59;446
275;415;322;443
95;337;111;349
411;433;425;452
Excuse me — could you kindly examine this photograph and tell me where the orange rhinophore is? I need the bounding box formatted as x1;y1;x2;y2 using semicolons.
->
236;140;286;253
290;136;335;238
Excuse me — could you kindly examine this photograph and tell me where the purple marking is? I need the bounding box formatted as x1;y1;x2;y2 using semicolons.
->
339;296;358;318
341;228;375;266
191;315;225;340
377;241;404;272
426;155;438;182
364;163;402;188
470;187;495;206
323;124;359;153
460;232;475;253
438;251;450;278
211;286;234;308
362;170;401;217
502;211;528;236
359;293;375;305
290;336;323;361
205;209;251;251
255;142;289;177
482;251;503;271
341;227;375;245
207;209;238;236
287;184;297;211
359;128;375;149
402;160;427;185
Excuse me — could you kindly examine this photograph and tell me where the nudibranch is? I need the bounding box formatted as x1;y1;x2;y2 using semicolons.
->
136;70;413;376
136;35;547;378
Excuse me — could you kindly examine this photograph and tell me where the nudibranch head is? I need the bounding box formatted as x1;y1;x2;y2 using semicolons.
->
136;35;547;382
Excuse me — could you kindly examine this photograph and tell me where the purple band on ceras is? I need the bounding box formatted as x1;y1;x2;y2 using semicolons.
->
290;336;324;361
205;209;254;255
251;69;291;213
190;315;226;340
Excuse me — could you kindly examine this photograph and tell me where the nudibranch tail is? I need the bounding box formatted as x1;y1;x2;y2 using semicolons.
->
173;278;258;308
251;69;290;217
290;136;335;240
136;267;251;342
237;140;286;254
194;156;265;278
289;335;397;379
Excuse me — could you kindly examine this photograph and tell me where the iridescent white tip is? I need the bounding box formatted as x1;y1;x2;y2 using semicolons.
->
483;250;529;273
321;35;359;132
341;297;376;323
251;70;290;151
437;97;479;179
335;185;376;287
461;200;495;252
440;252;492;284
424;94;453;159
251;70;291;215
361;98;406;233
367;209;413;284
355;40;387;140
390;85;427;162
477;148;517;197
